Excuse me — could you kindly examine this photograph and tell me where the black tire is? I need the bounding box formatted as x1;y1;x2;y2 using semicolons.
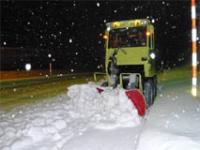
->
153;76;157;98
144;80;153;107
101;81;108;87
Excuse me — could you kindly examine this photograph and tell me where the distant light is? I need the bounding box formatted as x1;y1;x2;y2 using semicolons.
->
151;19;155;23
150;52;156;59
25;63;31;71
3;41;7;45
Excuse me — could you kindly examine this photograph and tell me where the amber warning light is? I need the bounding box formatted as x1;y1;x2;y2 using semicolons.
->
146;31;151;36
103;35;108;40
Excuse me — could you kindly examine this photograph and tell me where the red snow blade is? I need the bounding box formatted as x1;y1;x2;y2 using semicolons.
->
96;87;104;94
125;89;146;117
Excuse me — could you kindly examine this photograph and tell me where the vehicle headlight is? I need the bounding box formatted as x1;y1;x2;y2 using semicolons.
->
150;52;156;59
106;27;111;31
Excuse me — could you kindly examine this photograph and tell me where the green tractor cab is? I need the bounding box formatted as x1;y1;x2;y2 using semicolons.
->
95;19;157;107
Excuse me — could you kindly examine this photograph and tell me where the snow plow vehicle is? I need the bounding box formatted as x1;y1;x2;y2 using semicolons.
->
94;19;157;116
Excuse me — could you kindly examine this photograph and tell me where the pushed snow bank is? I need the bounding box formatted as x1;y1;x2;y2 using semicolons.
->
67;83;141;129
0;83;141;150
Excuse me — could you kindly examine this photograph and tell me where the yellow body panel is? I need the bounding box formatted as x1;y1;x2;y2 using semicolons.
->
105;19;156;79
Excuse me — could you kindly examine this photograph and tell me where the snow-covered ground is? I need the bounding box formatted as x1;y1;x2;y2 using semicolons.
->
0;81;200;150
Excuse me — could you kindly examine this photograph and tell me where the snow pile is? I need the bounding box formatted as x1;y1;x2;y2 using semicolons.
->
0;83;141;150
67;84;141;129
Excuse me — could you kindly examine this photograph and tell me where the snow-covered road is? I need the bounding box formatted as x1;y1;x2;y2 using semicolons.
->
0;81;200;150
137;89;200;150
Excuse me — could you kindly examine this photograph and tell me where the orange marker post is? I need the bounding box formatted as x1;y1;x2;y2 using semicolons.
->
191;0;198;96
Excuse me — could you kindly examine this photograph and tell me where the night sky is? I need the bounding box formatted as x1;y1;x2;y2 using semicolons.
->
1;0;191;72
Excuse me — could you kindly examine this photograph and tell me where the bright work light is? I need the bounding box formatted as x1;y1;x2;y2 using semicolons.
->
150;52;156;59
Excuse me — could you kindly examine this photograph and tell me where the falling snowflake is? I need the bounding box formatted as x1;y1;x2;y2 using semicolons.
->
166;2;170;6
48;53;52;58
69;38;73;43
27;21;30;25
134;7;138;12
171;26;176;29
97;65;101;69
96;2;100;7
75;52;78;55
3;41;7;45
103;19;107;23
70;69;74;72
114;9;117;13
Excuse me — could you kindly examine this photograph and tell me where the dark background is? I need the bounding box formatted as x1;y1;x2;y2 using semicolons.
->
0;0;195;72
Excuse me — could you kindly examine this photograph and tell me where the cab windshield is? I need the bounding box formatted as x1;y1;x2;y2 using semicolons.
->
108;27;146;48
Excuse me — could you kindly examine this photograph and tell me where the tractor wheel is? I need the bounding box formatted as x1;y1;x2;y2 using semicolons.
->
144;80;153;107
101;81;108;87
